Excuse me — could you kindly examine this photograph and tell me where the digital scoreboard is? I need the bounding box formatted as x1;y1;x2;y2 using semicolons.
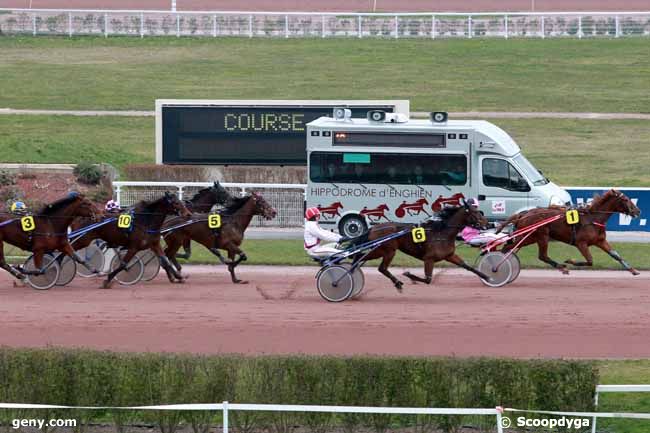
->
156;100;409;165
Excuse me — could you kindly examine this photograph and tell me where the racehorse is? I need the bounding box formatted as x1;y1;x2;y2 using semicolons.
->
176;182;233;260
0;193;99;280
498;189;641;274
395;198;430;218
163;193;276;284
360;204;390;222
361;201;490;291
72;192;191;288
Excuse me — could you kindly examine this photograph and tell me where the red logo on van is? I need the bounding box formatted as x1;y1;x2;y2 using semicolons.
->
317;202;344;219
360;204;390;222
395;198;430;218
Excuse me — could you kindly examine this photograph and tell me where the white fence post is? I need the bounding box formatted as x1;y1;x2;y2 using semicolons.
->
504;14;508;39
176;13;180;37
213;14;217;37
578;16;582;38
68;12;72;37
468;15;472;38
496;410;504;433
541;15;545;38
615;15;620;37
431;15;435;39
249;14;253;38
115;185;122;203
285;15;288;38
104;13;108;37
591;389;599;433
177;186;184;200
140;12;144;37
394;15;398;38
222;401;229;433
321;15;325;38
358;15;362;38
32;13;36;35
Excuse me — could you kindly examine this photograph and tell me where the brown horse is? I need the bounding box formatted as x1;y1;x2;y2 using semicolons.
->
362;201;490;291
176;182;233;260
498;189;641;274
0;193;99;280
163;193;276;284
72;192;191;288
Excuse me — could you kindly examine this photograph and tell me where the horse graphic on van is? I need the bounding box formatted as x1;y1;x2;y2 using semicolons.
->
317;202;344;219
395;198;431;218
432;193;465;212
360;204;390;222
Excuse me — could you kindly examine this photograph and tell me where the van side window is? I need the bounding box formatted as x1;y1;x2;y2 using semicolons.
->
310;152;467;186
482;158;530;192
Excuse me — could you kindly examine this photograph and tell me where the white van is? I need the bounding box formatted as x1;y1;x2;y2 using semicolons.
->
305;111;571;237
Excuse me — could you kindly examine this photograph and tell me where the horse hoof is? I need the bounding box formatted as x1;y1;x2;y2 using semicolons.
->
564;259;574;265
101;281;113;289
394;281;403;292
561;268;570;275
631;269;640;276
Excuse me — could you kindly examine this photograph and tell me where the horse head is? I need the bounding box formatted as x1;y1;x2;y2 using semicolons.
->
251;192;277;220
460;198;488;229
163;191;192;218
42;192;99;222
609;189;641;218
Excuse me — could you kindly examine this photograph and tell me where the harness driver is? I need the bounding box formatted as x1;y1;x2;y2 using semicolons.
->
304;207;351;259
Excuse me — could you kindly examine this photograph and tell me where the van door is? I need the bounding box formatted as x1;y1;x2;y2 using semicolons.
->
478;156;531;220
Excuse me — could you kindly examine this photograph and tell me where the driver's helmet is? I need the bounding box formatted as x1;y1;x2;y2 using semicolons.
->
104;199;120;213
305;207;321;220
10;201;27;214
466;197;479;208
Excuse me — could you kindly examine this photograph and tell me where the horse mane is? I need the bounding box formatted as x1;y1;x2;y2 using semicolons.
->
588;190;615;210
38;193;80;216
134;195;168;213
221;195;251;214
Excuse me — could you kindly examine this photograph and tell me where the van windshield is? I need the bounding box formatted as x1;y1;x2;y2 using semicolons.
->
513;154;548;186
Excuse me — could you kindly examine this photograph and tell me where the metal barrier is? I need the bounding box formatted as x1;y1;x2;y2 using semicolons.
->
113;181;306;228
1;9;649;38
591;385;650;433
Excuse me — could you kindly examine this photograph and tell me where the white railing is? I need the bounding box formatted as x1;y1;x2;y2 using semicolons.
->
1;9;649;38
591;385;650;433
114;181;306;228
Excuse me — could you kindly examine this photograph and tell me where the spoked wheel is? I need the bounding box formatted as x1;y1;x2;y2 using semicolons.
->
508;253;521;283
477;251;513;288
136;250;160;282
55;254;77;286
341;263;365;299
317;265;354;302
109;249;144;286
76;244;105;277
23;254;60;290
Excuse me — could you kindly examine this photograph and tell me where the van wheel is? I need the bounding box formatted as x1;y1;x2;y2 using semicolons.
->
339;214;368;238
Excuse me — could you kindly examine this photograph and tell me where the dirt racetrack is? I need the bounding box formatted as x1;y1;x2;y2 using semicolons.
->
1;265;649;358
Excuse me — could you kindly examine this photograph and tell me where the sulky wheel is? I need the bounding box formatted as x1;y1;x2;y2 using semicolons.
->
507;253;521;283
109;249;144;286
341;263;365;299
317;265;354;302
55;254;77;286
136;250;160;282
23;253;60;291
477;251;513;288
76;244;105;277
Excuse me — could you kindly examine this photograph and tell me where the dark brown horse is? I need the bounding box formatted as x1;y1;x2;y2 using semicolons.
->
0;193;99;280
72;192;191;288
498;189;641;274
362;201;490;291
163;193;276;284
176;182;233;260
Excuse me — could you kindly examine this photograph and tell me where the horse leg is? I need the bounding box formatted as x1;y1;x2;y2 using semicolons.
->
403;259;434;284
445;253;492;281
0;242;25;280
536;233;569;274
226;247;248;284
377;249;403;292
596;239;640;275
564;241;594;267
209;247;229;264
103;249;137;289
175;238;192;260
164;238;183;273
153;243;186;283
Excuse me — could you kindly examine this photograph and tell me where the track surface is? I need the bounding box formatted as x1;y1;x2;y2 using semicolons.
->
1;265;648;358
1;0;648;12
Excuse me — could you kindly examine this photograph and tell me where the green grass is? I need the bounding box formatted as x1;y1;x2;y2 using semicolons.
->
0;36;648;112
2;115;649;184
178;239;650;269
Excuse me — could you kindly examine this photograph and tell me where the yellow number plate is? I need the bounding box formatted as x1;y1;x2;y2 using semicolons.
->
411;227;426;243
20;216;35;232
208;213;221;229
565;209;580;225
117;214;132;229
